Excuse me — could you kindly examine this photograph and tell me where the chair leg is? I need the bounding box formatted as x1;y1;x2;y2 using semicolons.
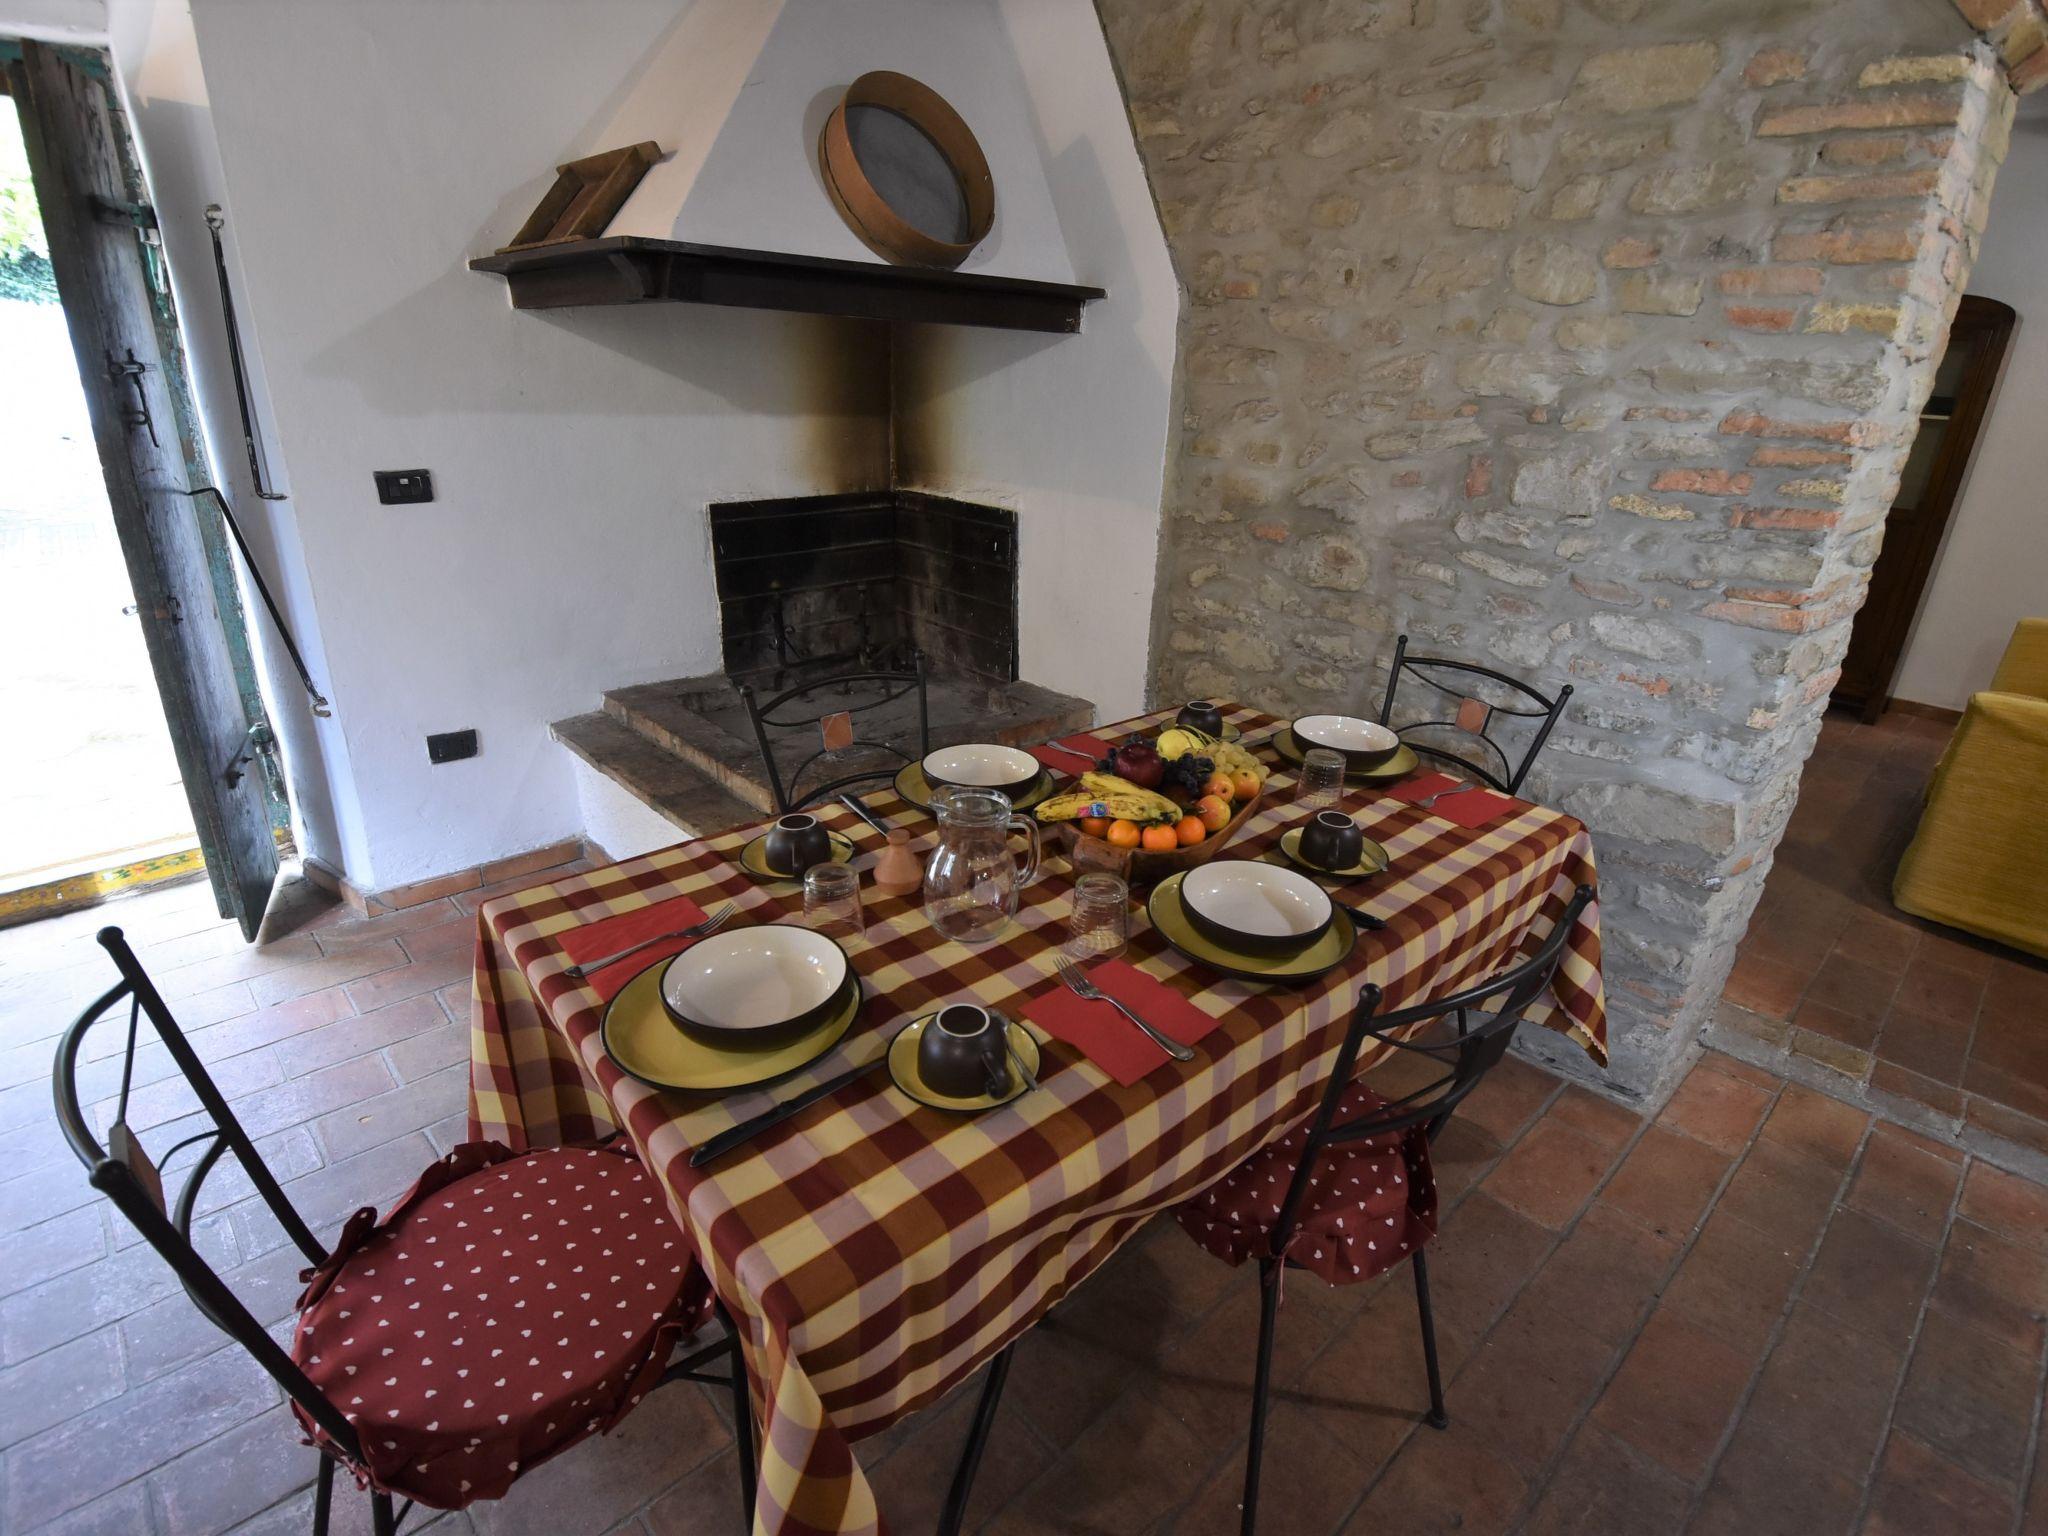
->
312;1455;335;1536
720;1306;758;1527
939;1344;1014;1536
1411;1249;1448;1430
370;1490;398;1536
1241;1258;1283;1536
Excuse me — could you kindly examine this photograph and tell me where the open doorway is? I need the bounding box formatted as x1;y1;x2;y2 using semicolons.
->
2;39;286;938
0;93;202;912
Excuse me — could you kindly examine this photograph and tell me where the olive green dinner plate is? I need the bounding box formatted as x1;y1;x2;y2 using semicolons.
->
894;761;1055;814
1147;871;1358;984
1272;729;1419;783
602;966;863;1094
887;1013;1042;1113
1277;826;1391;880
737;829;857;882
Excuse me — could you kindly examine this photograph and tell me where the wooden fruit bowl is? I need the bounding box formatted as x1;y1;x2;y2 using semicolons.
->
1045;786;1265;889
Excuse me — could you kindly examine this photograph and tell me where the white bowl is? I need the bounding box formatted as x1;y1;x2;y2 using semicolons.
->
1179;862;1335;954
922;742;1040;797
1292;714;1401;770
659;925;849;1045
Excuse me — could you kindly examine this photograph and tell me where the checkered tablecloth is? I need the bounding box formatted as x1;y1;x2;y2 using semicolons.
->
466;706;1604;1535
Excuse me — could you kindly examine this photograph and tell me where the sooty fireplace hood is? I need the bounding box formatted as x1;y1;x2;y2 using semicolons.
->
468;236;1104;334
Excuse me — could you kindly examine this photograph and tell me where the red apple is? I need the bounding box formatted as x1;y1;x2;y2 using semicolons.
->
1113;741;1166;789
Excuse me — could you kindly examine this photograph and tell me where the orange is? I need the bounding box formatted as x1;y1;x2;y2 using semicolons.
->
1106;819;1143;849
1194;794;1232;832
1174;815;1207;847
1230;770;1261;801
1078;816;1111;839
1140;824;1180;853
1202;772;1235;801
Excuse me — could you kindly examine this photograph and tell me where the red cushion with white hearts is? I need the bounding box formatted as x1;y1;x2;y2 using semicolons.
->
291;1140;711;1510
1176;1081;1438;1285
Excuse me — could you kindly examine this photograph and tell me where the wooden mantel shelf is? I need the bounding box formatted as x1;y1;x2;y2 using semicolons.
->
468;237;1105;334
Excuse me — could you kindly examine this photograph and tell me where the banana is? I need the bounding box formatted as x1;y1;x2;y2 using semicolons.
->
1035;772;1182;825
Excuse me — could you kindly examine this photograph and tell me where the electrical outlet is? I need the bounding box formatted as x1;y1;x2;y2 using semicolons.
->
375;469;434;504
426;729;477;764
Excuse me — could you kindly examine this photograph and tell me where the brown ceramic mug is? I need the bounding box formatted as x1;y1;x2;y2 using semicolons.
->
763;813;832;877
919;1003;1011;1098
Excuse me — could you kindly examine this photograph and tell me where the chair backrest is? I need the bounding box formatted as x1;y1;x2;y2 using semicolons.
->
736;653;930;812
1376;633;1572;795
52;926;366;1463
1268;886;1598;1255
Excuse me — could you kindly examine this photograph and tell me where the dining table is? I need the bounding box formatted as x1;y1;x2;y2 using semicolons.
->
465;704;1606;1536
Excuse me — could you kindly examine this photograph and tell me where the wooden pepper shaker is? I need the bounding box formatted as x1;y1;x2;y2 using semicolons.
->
871;828;923;897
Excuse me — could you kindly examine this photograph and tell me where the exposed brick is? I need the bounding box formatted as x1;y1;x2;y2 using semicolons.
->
1745;47;1807;87
1727;303;1799;331
1758;91;1968;136
1602;236;1661;268
1773;223;1923;263
1717;264;1825;295
1807;300;1905;334
1650;467;1753;495
1729;503;1842;531
1779;168;1941;203
1749;445;1853;467
1822;132;1915;165
1719;409;1873;445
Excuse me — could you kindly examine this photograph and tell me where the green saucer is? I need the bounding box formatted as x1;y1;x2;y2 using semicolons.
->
737;829;856;882
1277;826;1390;880
894;762;1055;814
1146;871;1358;984
888;1014;1041;1112
602;968;863;1094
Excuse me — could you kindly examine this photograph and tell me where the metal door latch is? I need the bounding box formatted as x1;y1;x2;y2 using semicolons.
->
221;722;274;789
121;596;182;623
106;348;159;447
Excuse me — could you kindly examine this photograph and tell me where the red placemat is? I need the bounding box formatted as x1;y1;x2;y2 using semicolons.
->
1029;733;1112;773
556;893;710;1001
1384;772;1521;829
1020;960;1223;1086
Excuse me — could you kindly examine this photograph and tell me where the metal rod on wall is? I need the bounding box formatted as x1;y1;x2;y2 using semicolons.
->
180;485;330;718
202;205;286;501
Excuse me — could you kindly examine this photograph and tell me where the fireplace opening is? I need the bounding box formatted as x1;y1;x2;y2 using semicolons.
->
710;490;1018;689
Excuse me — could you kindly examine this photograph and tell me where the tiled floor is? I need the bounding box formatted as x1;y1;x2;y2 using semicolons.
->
2;851;2045;1533
1713;708;2048;1173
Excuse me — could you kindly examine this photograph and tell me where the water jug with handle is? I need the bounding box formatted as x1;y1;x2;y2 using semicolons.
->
923;786;1040;944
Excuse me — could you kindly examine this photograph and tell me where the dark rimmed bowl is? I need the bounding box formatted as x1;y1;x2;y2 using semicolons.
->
1291;714;1401;772
1178;861;1334;956
1176;700;1225;736
922;742;1041;801
658;926;851;1049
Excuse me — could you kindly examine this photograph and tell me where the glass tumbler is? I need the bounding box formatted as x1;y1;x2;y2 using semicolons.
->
803;862;866;944
1295;746;1347;810
1063;872;1129;963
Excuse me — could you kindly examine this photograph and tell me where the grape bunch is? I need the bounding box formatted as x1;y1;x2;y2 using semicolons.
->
1160;753;1215;799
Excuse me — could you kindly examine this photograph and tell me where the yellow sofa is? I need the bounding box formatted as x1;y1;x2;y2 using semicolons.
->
1893;618;2048;960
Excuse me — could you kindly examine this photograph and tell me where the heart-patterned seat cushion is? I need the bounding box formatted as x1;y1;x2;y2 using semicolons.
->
291;1140;712;1509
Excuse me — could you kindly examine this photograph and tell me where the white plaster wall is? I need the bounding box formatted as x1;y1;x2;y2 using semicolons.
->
1893;105;2048;710
1;0;101;43
891;0;1179;721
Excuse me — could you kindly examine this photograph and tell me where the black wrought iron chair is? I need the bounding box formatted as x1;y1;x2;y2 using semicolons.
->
736;653;930;813
1174;885;1598;1536
53;927;757;1535
1376;632;1572;795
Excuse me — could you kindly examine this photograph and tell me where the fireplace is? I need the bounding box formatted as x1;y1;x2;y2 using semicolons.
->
710;491;1019;688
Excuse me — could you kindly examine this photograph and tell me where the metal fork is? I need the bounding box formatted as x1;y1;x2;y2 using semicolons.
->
1415;780;1482;810
563;901;736;980
1052;954;1195;1062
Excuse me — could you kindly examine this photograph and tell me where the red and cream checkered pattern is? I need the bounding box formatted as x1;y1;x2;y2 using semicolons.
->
466;707;1605;1534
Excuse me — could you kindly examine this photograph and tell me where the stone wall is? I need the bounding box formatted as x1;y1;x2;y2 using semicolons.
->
1095;0;2016;1100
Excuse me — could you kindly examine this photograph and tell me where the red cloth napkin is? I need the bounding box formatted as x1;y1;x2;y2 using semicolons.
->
555;893;710;1002
1384;771;1520;829
1029;733;1113;774
1021;960;1223;1086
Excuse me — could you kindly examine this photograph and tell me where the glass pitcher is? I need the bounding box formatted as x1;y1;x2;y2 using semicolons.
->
923;786;1041;945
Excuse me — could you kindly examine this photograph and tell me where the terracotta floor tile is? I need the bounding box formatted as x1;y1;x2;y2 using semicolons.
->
1958;1159;2048;1251
1427;1116;1505;1205
1872;1005;1973;1086
1869;1059;1967;1122
1687;1413;1864;1536
1757;1083;1869;1170
1803;952;1902;1024
1544;1084;1642;1153
1453;1056;1560;1147
1660;1207;1803;1354
1657;1060;1774;1154
1720;950;1812;1021
1597;1125;1730;1241
1480;1119;1617;1230
987;1385;1213;1536
1006;1235;1184;1449
1340;1419;1528;1536
1863;1430;2018;1536
1293;1275;1471;1467
641;1446;746;1536
1791;995;1882;1051
1801;1207;1939;1350
1965;1094;2048;1161
1520;1425;1693;1536
1892;953;1989;1028
1590;1310;1757;1482
1439;1305;1613;1474
1963;1014;2048;1122
865;1374;1053;1536
1929;1217;2048;1355
1418;1193;1555;1340
1831;909;1922;976
1738;1304;1903;1477
1512;1201;1679;1347
1714;1137;1845;1252
1892;1308;2038;1486
1845;1121;1964;1244
1168;1396;1364;1536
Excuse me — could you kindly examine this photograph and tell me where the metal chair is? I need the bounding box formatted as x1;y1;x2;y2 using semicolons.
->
1376;632;1572;795
52;926;757;1535
736;653;930;813
1176;886;1598;1536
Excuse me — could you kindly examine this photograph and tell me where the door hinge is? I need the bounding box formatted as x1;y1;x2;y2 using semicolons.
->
90;194;158;231
106;347;159;447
